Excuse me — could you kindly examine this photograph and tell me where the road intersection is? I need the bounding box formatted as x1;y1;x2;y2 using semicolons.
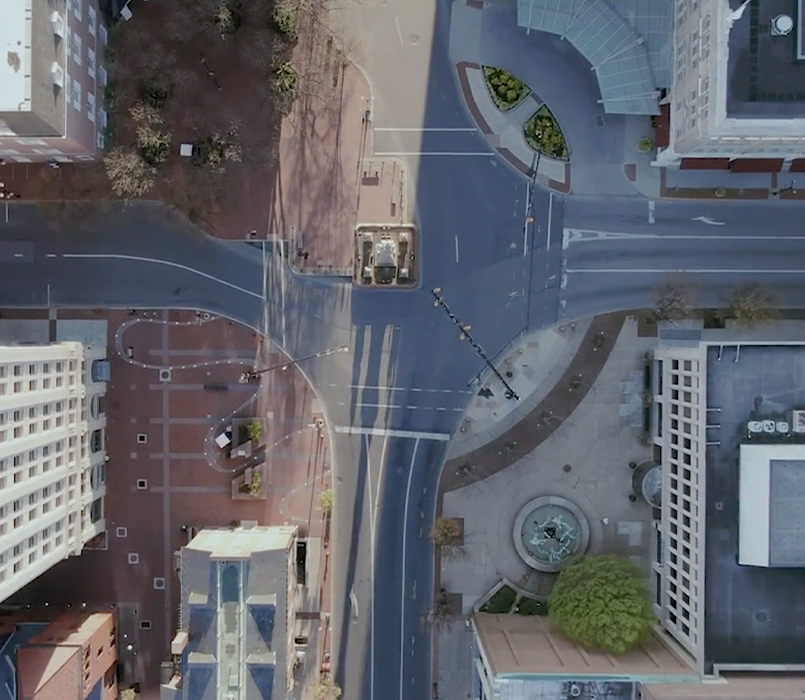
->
3;1;805;698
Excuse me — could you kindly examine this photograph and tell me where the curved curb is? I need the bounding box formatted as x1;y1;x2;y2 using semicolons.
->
455;61;571;194
440;311;629;493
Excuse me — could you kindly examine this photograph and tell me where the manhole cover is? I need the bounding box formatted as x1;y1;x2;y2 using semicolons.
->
563;464;572;473
715;501;724;511
756;612;767;622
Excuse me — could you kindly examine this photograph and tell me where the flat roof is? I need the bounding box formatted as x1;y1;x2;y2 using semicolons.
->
474;614;694;678
726;0;805;118
704;345;805;671
0;0;31;113
739;445;805;568
187;525;296;558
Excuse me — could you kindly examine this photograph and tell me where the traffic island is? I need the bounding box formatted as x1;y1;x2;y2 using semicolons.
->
352;225;418;288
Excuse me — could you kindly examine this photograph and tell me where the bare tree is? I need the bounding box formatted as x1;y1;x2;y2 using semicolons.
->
104;148;154;199
725;284;777;327
310;674;342;700
430;517;465;559
428;588;454;629
652;275;697;323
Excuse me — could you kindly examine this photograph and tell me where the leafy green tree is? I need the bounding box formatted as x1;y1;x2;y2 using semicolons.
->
725;284;776;327
548;555;655;654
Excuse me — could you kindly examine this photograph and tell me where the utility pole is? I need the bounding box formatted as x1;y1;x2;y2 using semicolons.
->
239;345;348;383
431;288;520;401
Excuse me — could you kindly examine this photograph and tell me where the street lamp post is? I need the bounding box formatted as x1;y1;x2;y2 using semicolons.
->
430;288;520;401
239;345;349;383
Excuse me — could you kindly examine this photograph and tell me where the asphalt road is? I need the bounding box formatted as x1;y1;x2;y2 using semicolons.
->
3;2;805;699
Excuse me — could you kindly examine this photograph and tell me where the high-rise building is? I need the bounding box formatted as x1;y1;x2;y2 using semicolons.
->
0;0;107;163
163;524;300;700
0;341;108;603
656;0;805;172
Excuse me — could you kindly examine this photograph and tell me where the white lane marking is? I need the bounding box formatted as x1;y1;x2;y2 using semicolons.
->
278;242;287;347
374;127;477;132
333;383;471;394
564;228;805;243
373;152;495;157
350;586;359;619
566;267;805;274
365;434;377;700
46;253;56;258
4;203;8;224
400;438;421;700
339;402;463;412
546;192;554;253
394;16;404;45
13;253;23;258
334;426;451;441
648;200;655;224
454;235;459;264
692;216;725;226
62;253;262;299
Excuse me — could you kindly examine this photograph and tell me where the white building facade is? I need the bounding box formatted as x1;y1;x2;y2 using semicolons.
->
0;342;107;603
656;0;805;168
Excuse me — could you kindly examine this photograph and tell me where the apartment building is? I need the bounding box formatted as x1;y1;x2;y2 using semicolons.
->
0;340;109;604
0;0;107;163
162;524;300;700
0;609;118;700
655;0;805;171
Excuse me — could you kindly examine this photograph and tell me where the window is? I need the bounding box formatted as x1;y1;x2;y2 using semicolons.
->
98;66;107;87
72;33;82;66
87;92;96;123
88;4;96;35
71;0;83;21
99;23;107;45
72;79;82;111
87;48;96;79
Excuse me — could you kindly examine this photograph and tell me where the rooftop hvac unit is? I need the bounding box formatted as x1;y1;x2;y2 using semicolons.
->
51;63;64;88
51;11;65;37
793;410;805;433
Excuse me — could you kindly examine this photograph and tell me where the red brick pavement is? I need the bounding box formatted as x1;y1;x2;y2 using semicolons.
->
14;309;332;693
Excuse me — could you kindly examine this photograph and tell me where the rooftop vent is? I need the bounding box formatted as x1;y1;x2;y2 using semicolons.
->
771;14;794;36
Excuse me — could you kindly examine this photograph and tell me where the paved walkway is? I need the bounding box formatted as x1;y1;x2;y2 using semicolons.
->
269;11;409;277
437;317;657;697
441;311;629;493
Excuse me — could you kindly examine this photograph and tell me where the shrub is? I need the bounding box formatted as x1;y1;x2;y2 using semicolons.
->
317;489;333;513
245;421;262;442
524;105;568;161
482;66;531;111
271;3;298;39
271;61;297;93
479;585;517;614
516;596;548;616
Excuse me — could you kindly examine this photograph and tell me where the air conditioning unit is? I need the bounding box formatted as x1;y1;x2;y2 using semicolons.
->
51;62;64;88
51;11;65;37
793;410;805;433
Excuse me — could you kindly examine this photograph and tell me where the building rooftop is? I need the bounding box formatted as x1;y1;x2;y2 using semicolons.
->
0;0;31;114
473;614;694;678
704;345;805;671
738;444;805;568
726;0;805;118
186;525;296;559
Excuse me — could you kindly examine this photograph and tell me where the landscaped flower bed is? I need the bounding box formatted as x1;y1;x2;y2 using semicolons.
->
482;66;531;111
524;105;569;161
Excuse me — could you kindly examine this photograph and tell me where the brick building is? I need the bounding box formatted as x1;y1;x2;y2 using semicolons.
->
0;610;118;700
0;0;107;163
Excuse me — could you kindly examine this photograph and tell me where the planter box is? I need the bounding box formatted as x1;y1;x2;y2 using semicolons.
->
230;464;267;500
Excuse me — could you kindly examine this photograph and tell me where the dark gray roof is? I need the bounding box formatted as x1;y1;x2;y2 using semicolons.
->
769;459;805;567
704;345;805;671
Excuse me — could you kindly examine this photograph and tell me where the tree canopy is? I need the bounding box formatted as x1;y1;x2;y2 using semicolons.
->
548;555;655;654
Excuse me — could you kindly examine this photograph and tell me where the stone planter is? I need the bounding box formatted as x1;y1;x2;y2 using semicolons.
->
231;464;267;500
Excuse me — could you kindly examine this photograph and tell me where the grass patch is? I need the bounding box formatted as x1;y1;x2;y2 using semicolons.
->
515;596;548;616
479;585;517;614
482;66;531;111
524;105;569;161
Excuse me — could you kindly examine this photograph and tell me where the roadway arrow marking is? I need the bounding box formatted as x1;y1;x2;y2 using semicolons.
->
692;216;725;226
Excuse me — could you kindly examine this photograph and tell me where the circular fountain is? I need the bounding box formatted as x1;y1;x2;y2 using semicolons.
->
513;496;590;572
